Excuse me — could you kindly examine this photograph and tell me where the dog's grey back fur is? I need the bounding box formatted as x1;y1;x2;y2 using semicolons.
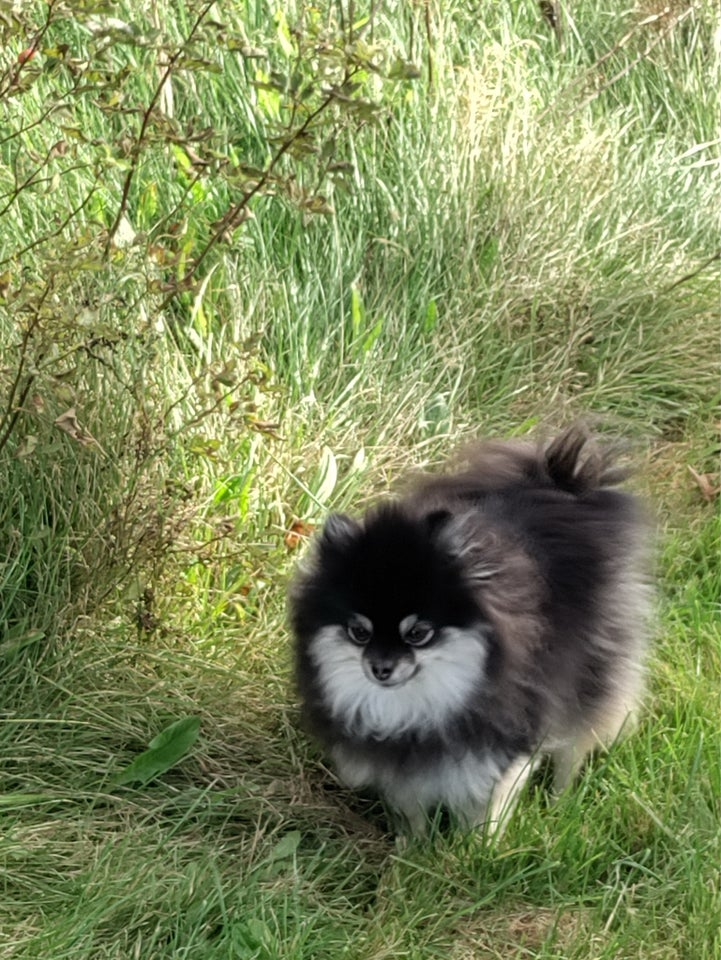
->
408;425;650;744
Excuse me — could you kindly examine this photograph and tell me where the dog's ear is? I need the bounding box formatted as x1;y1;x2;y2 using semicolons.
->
425;509;471;556
424;509;452;537
320;513;361;550
426;510;502;583
425;509;474;558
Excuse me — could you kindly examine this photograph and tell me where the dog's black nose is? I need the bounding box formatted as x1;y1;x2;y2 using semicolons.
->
372;663;393;682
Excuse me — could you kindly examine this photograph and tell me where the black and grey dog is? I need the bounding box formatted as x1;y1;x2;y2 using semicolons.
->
289;426;651;834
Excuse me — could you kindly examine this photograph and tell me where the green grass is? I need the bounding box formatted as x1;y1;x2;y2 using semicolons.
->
1;1;720;957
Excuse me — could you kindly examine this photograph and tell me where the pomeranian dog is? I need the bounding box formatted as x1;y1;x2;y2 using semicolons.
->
289;425;651;835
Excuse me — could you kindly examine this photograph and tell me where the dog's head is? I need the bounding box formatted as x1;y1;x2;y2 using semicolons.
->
289;504;539;739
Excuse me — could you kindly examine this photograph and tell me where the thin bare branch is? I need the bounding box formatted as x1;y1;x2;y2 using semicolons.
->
661;251;721;294
0;0;58;98
539;4;698;121
0;285;50;457
160;80;354;307
104;0;216;254
0;182;100;269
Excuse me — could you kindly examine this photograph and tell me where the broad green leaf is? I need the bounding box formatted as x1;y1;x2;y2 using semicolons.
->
114;716;201;786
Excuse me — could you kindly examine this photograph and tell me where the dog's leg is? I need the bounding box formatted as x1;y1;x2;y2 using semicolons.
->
552;699;638;794
551;730;600;793
482;753;538;837
399;803;430;838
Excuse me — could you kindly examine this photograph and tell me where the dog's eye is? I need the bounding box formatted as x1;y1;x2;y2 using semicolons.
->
348;625;371;645
404;622;434;646
347;617;372;645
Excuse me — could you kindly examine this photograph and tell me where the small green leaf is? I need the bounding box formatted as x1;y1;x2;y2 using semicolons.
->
424;299;438;334
477;236;499;276
274;9;295;58
507;417;540;436
60;125;88;141
267;830;301;862
388;58;422;81
114;716;201;786
420;395;451;437
171;144;193;173
362;317;383;353
231;917;272;952
188;436;222;459
350;284;365;338
0;627;44;659
349;447;366;474
254;68;281;119
15;434;39;459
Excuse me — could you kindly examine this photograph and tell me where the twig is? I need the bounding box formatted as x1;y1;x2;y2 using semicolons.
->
0;157;95;218
0;182;99;269
158;81;352;310
538;5;696;121
0;286;50;457
0;0;58;98
569;7;695;117
166;384;244;439
104;0;216;254
661;251;721;294
0;98;72;148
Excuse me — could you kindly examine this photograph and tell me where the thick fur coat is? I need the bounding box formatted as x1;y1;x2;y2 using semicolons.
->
289;426;652;834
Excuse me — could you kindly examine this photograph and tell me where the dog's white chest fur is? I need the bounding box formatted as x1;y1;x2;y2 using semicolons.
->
332;741;507;831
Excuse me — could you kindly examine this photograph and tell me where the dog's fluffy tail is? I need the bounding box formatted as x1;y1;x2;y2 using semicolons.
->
543;424;628;494
408;422;630;503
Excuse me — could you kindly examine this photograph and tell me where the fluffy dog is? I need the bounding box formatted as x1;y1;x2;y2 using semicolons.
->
289;426;651;834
